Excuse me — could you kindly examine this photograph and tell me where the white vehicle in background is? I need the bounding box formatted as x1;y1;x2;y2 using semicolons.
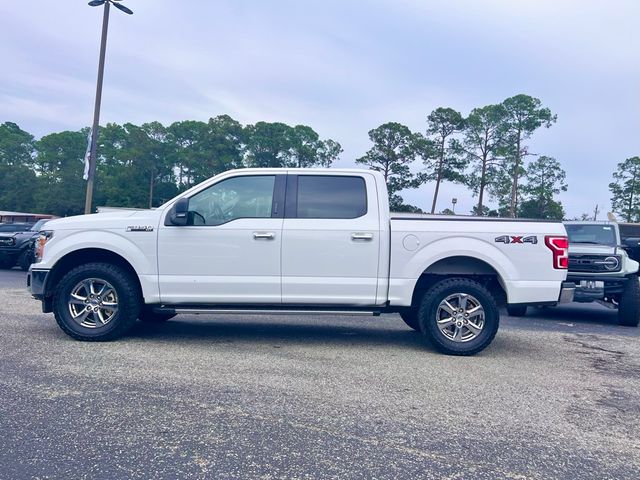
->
507;221;640;327
565;222;639;326
28;168;573;355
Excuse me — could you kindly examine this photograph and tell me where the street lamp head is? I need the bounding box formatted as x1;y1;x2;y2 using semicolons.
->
111;1;133;14
87;0;133;14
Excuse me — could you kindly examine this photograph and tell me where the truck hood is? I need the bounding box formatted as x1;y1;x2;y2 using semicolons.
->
44;210;161;231
568;244;617;255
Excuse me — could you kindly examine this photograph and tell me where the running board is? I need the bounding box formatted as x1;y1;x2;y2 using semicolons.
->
153;306;382;316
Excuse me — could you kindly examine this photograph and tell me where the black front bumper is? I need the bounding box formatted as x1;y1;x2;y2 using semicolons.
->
28;268;49;299
567;274;630;302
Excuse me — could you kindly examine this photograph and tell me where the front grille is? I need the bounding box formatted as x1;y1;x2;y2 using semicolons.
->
0;238;15;246
568;254;621;273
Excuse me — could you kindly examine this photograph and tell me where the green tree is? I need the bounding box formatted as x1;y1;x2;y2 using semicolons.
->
244;122;341;169
519;156;567;219
166;120;211;188
0;122;37;212
356;122;424;211
34;130;88;216
422;108;466;213
244;122;293;168
610;156;640;222
458;104;506;215
285;125;342;168
501;95;557;217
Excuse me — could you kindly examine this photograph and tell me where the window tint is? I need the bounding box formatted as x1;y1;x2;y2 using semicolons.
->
296;176;367;219
188;175;275;225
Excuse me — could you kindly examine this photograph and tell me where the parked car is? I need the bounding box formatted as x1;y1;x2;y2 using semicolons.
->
0;223;33;232
0;219;49;270
28;168;573;355
507;221;640;327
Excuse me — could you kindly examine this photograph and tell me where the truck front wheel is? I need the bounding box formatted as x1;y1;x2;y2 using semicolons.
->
418;278;499;356
618;275;640;327
53;262;141;341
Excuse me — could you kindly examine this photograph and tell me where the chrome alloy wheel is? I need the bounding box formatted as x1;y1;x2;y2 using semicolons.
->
67;278;119;328
436;293;485;342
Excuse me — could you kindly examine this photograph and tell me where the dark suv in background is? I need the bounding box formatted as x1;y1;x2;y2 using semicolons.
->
0;219;49;270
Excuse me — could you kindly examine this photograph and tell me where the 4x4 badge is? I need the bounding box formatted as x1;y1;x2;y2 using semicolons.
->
495;235;537;244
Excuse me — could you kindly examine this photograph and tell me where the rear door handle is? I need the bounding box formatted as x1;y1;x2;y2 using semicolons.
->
351;233;374;241
253;232;275;240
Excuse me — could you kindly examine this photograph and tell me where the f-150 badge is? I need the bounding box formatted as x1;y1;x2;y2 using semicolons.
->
495;235;537;244
126;226;154;232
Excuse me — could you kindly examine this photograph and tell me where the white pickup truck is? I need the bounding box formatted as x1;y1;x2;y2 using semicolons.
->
28;168;573;355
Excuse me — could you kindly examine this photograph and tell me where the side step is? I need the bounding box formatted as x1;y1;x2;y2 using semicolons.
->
153;305;383;316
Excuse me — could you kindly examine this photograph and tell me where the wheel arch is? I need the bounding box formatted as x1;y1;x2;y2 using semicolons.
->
44;248;144;305
410;256;507;308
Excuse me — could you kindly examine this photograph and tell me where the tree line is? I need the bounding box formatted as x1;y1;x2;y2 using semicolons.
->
0;93;578;219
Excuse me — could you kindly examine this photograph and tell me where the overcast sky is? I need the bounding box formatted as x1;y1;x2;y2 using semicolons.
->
1;0;639;217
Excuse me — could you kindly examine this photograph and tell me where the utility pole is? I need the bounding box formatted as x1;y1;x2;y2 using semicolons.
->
593;204;600;221
84;0;133;214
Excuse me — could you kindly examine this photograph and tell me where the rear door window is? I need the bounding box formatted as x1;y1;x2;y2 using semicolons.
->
295;176;367;219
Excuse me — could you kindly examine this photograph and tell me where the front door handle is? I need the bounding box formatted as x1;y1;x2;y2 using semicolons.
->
253;232;275;240
351;233;374;241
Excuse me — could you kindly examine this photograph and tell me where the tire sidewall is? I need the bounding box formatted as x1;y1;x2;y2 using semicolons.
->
419;279;499;355
54;263;139;340
618;275;640;327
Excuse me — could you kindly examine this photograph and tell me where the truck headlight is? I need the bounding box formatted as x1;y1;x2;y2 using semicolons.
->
34;231;54;263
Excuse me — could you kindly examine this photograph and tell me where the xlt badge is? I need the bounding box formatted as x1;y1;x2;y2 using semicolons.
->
126;226;154;232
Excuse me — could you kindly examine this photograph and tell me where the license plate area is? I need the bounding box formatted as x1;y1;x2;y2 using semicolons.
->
579;280;605;290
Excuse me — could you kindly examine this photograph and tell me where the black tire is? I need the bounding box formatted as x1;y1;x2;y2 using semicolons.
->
138;308;176;323
18;249;32;271
618;275;640;327
418;277;499;356
53;262;141;341
399;308;420;331
506;305;528;317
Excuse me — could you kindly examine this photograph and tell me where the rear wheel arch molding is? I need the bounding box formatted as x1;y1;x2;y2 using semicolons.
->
410;255;508;308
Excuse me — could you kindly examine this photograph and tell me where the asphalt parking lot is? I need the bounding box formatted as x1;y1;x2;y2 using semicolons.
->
1;269;639;479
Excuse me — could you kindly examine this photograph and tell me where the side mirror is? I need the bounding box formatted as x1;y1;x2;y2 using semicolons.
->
169;198;189;226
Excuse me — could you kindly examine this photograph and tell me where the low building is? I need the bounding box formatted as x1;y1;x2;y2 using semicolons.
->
0;210;56;223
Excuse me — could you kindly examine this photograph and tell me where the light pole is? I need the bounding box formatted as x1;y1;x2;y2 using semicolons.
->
84;0;133;214
451;197;457;214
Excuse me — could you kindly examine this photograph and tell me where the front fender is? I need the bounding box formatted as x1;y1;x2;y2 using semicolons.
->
41;229;157;275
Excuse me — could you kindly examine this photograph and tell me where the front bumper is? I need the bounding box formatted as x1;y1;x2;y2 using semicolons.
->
567;274;630;302
558;281;575;303
27;268;49;299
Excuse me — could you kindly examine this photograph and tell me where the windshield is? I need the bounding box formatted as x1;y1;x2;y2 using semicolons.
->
30;219;48;232
565;224;617;246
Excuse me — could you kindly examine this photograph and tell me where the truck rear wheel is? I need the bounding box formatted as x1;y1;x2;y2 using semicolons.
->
53;262;141;341
418;278;499;356
618;275;640;327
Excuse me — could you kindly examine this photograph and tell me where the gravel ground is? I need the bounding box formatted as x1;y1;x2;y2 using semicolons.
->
1;271;639;479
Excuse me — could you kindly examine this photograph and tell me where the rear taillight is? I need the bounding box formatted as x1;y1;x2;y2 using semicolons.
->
545;235;568;269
